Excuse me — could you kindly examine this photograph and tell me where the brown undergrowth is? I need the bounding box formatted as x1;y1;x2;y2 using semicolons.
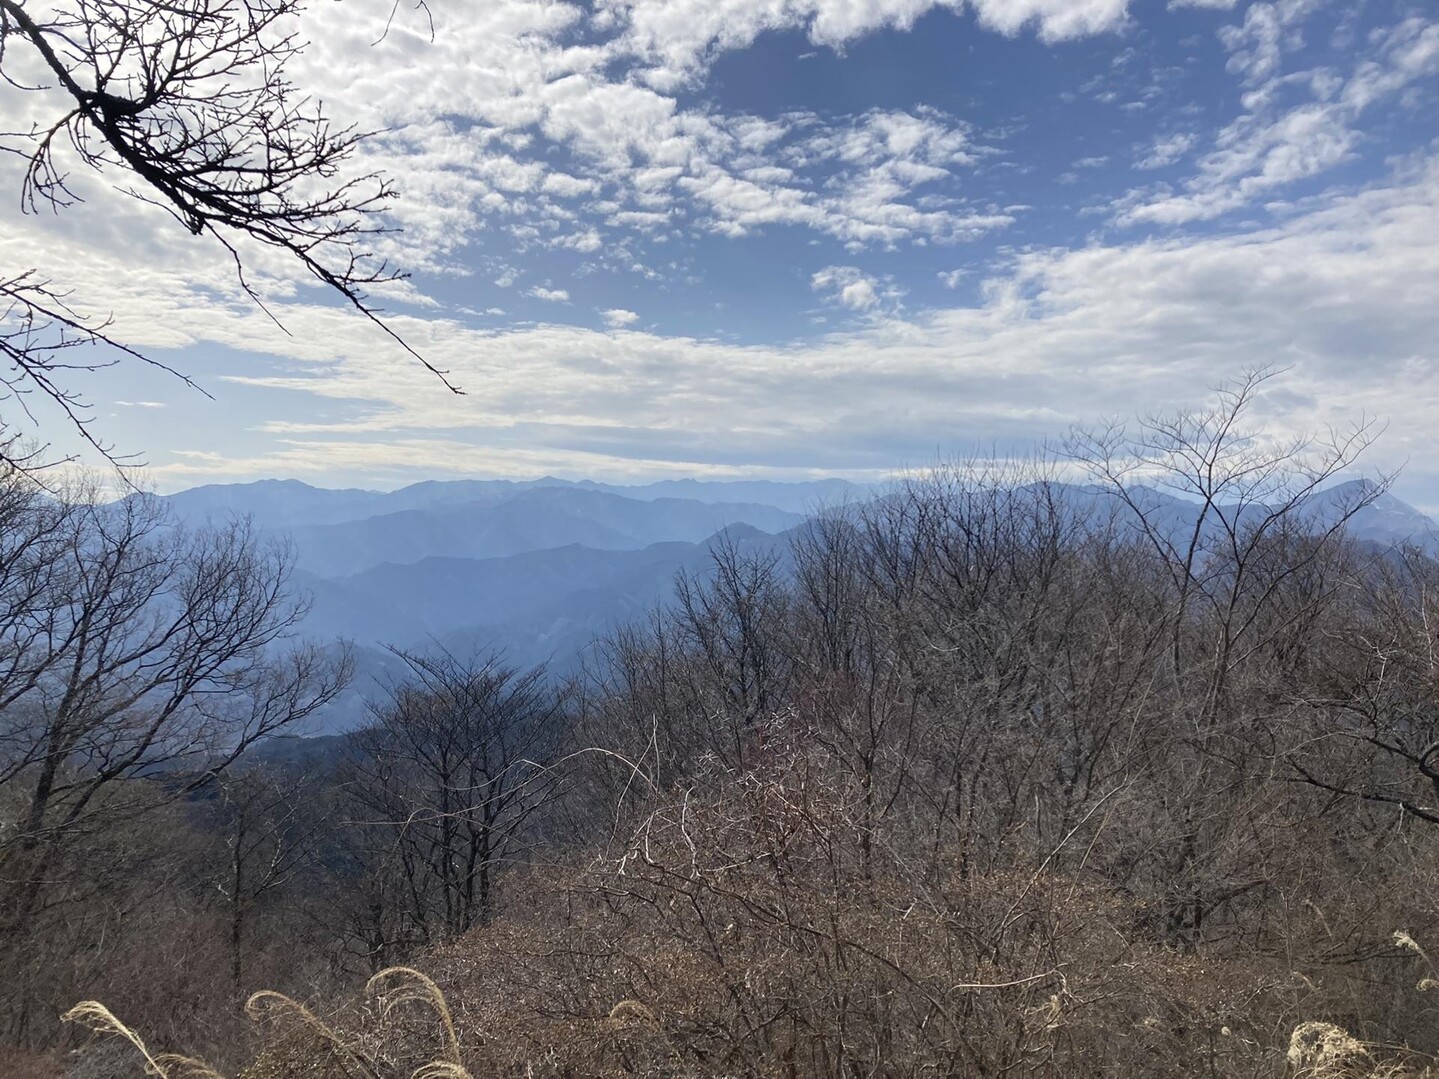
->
59;727;1439;1079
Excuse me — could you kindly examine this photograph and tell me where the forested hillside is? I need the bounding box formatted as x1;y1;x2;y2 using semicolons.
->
6;387;1439;1078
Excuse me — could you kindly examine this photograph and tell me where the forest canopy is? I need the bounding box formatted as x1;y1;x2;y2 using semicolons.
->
4;378;1439;1079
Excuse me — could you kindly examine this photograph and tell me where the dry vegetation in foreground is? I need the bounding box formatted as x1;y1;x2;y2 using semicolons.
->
48;728;1439;1078
14;375;1439;1077
43;783;1439;1079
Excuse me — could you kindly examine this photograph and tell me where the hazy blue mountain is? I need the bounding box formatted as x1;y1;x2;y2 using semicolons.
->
1314;479;1439;552
145;474;1439;737
158;477;596;530
573;478;867;514
336;541;705;637
288;570;426;645
299;523;790;652
297;641;427;736
159;478;389;529
155;474;1435;558
155;476;865;532
1078;478;1439;555
291;525;792;733
281;487;804;577
431;523;793;669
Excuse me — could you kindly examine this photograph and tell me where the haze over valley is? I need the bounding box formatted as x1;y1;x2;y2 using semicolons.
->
144;471;1439;733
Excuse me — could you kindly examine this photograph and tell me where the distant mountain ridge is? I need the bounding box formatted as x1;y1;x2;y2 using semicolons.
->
290;523;792;650
1070;478;1439;556
279;488;806;577
287;524;792;733
154;474;1439;650
145;474;1439;734
161;476;865;532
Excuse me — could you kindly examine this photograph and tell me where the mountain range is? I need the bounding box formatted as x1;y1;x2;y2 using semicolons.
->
147;475;1439;733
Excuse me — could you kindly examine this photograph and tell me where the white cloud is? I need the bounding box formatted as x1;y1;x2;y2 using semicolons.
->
1121;102;1358;225
236;1;1086;268
5;0;1437;509
10;145;1436;505
811;265;905;311
1217;0;1321;85
0;0;1130;322
1136;132;1196;169
1119;12;1439;225
602;308;640;327
556;228;605;252
775;108;1012;245
599;0;1130;90
542;172;602;197
799;107;973;173
0;0;1046;300
969;0;1130;41
841;280;880;309
938;269;968;288
1342;17;1439;111
289;159;1431;501
535;82;1000;246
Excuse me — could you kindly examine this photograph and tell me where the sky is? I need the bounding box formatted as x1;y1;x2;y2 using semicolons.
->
2;0;1438;507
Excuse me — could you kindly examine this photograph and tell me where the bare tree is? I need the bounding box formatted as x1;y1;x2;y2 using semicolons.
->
1065;367;1385;688
203;763;324;995
0;470;350;965
1061;368;1387;948
1286;546;1439;824
0;0;453;471
672;535;792;758
345;647;563;942
566;536;793;818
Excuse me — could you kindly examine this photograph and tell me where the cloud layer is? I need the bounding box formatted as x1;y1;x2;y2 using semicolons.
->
0;0;1435;508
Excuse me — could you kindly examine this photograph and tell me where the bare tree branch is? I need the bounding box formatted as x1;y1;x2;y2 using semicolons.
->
0;0;457;476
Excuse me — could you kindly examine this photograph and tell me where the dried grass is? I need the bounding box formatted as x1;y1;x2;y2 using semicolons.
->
61;968;480;1079
365;967;467;1075
61;1001;223;1079
47;742;1439;1079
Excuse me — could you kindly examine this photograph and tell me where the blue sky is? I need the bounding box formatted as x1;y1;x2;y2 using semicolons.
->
3;0;1438;506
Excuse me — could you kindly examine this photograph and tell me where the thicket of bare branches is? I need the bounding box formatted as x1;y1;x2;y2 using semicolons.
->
0;463;349;1047
339;648;564;959
11;377;1439;1078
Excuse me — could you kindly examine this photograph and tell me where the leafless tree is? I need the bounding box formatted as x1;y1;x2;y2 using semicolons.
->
344;647;563;942
671;535;793;755
202;763;324;995
0;0;453;472
566;537;794;820
0;469;350;968
1065;366;1386;688
1060;368;1387;948
1286;546;1439;824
